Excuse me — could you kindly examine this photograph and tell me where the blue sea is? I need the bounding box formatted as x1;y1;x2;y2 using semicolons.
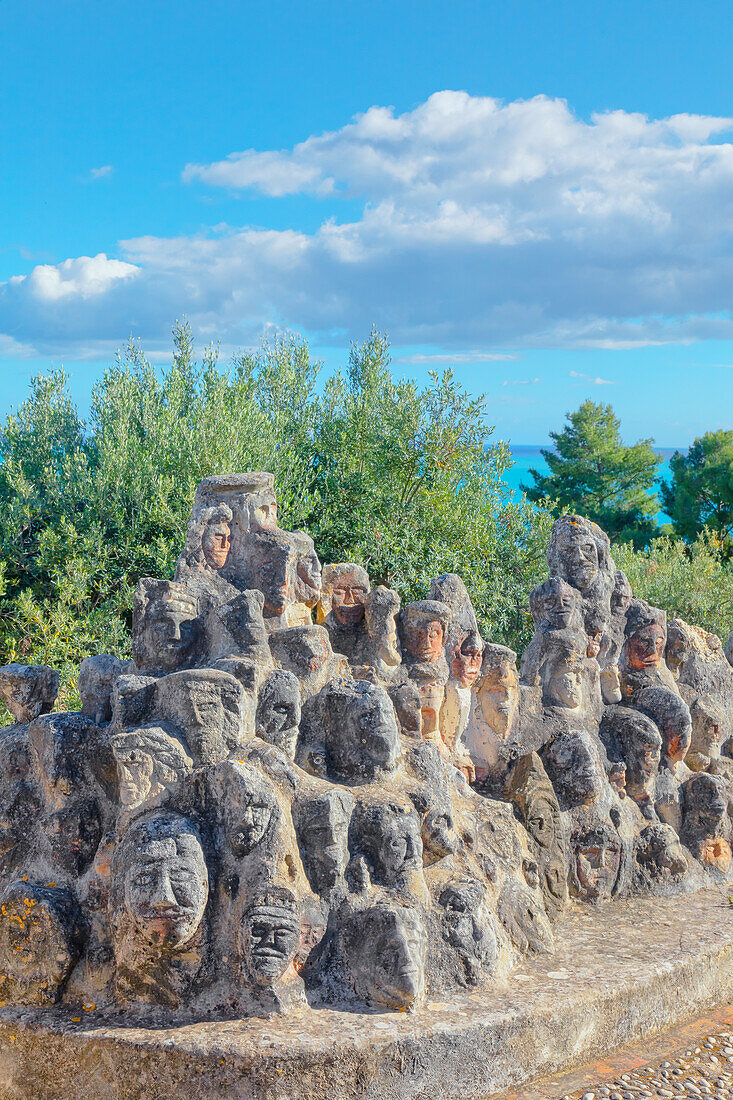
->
504;445;677;524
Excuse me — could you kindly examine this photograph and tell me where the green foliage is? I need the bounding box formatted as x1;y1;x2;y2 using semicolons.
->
523;400;661;547
662;430;733;550
613;531;733;640
0;324;552;705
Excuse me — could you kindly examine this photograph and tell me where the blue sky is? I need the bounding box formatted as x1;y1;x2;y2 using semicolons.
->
2;0;732;445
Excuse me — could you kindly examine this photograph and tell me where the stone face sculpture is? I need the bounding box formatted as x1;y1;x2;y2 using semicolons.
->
4;473;733;1024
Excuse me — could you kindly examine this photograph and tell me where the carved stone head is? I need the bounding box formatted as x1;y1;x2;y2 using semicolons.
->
0;882;83;1005
529;577;579;631
543;730;606;809
635;823;688;881
317;679;401;783
241;886;300;987
438;878;498;985
118;812;208;950
255;669;301;759
244;531;296;618
569;821;622;903
200;504;232;570
547;515;612;597
269;625;332;681
476;644;519;736
349;800;423;886
611;569;632;618
293;789;353;896
208;758;279;858
155;669;252;764
539;636;585;710
401;600;450;664
506;752;568;919
451;631;483;688
0;664;59;724
132;579;199;674
291;532;322;611
325;563;371;627
339;901;426;1010
497;877;554;954
624;601;667;672
681;773;730;870
633;687;692;768
111;726;193;815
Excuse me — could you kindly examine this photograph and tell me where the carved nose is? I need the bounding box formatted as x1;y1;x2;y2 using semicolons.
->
152;876;177;908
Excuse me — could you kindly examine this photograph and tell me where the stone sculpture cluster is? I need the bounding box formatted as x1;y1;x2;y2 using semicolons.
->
0;476;732;1021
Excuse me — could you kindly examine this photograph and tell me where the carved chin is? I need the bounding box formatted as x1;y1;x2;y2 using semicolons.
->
335;605;365;625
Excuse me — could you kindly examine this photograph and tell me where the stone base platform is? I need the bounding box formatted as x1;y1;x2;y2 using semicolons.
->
2;888;733;1100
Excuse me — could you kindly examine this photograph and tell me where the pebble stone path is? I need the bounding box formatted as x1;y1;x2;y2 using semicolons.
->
494;1006;733;1100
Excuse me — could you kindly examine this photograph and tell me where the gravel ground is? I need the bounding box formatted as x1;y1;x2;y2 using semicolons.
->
554;1029;733;1099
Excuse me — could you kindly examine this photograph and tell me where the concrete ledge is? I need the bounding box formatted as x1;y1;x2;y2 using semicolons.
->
1;887;732;1100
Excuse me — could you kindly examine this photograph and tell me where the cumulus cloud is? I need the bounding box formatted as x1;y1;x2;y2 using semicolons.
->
89;165;113;180
503;378;541;385
2;92;733;357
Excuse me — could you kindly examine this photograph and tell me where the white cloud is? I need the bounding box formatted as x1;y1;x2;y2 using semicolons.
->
89;165;113;180
2;92;733;358
397;351;516;364
503;378;541;385
569;370;615;385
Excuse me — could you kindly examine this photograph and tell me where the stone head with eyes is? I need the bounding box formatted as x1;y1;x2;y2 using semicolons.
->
111;726;193;818
293;788;354;896
118;812;209;951
256;669;301;760
132;579;199;675
209;758;279;860
316;679;401;784
349;800;423;888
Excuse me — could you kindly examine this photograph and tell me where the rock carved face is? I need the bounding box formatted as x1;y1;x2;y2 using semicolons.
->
138;596;198;672
124;831;208;950
241;893;300;986
627;624;666;670
404;616;444;662
451;639;483;688
346;905;425;1010
570;827;622;902
477;658;519;735
331;569;369;627
202;519;231;570
555;530;599;592
295;792;352;895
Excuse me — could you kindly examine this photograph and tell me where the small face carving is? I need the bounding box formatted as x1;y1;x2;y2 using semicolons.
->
331;570;369;627
478;659;519;735
376;810;422;884
544;732;605;807
535;580;577;630
242;895;300;987
295;793;352;894
348;906;425;1010
439;881;497;984
611;573;632;617
29;716;93;811
586;632;602;659
295;548;322;607
202;520;231;570
142;598;198;672
331;685;401;780
405;616;444;662
571;829;622;902
116;747;154;807
250;492;278;532
421;805;457;862
685;774;728;837
543;661;583;710
229;800;273;857
247;535;294;617
556;531;599;592
125;832;208;949
256;671;301;759
628;624;666;670
166;672;246;762
636;824;688;880
451;640;482;688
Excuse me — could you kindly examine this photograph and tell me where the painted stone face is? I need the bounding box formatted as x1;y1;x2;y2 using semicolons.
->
627;624;666;671
417;679;445;736
570;826;622;903
124;827;208;950
111;728;192;813
586;632;602;659
451;638;483;688
477;659;519;735
0;883;82;1005
202;519;231;570
331;569;370;627
346;904;425;1010
295;791;352;896
404;615;444;662
241;890;300;987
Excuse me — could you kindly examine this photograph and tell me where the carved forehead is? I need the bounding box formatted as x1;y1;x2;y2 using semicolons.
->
257;669;300;705
123;813;205;864
404;600;450;630
481;643;517;675
625;599;666;637
325;563;370;589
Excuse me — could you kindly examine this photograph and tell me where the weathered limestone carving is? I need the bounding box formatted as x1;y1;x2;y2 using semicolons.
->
4;475;733;1023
